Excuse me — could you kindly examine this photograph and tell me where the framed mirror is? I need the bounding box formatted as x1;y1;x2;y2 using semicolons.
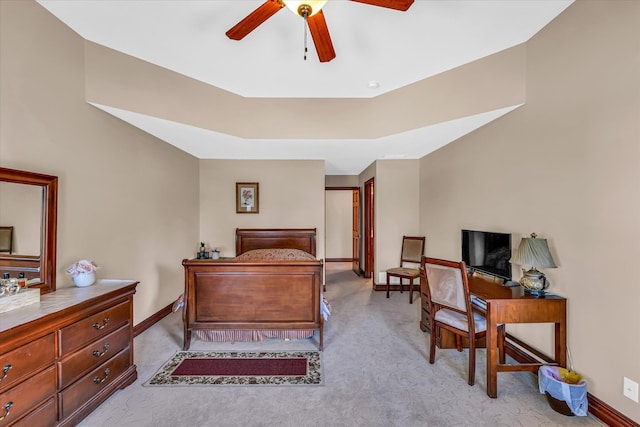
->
0;167;58;293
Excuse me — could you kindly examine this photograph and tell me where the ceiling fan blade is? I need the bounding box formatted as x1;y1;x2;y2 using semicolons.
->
307;10;336;63
226;0;284;40
349;0;414;12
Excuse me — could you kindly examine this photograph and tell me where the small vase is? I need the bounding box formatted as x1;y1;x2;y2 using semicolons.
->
212;251;220;260
73;271;96;287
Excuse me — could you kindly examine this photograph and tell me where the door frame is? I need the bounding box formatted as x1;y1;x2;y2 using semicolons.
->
364;178;374;280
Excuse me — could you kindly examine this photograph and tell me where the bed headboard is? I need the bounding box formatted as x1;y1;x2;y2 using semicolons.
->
235;228;317;256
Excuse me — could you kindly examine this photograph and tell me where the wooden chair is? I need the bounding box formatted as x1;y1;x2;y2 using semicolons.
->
420;256;505;386
0;226;13;254
386;236;425;304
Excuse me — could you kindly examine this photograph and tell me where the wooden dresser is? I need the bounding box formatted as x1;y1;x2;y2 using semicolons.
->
0;280;137;426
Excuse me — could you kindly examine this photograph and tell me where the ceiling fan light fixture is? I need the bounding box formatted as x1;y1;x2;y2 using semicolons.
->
285;0;327;18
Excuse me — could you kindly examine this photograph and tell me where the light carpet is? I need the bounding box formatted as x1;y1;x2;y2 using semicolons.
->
78;263;605;426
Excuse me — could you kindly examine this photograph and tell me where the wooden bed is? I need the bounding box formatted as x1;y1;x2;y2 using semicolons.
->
181;228;324;350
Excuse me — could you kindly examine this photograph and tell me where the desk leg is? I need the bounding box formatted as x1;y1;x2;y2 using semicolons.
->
554;300;567;368
555;321;567;368
486;304;498;398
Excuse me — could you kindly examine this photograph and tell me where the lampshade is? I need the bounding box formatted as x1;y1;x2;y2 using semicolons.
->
285;1;327;17
509;233;557;269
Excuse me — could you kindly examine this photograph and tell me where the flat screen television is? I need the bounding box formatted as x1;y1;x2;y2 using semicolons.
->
461;229;512;281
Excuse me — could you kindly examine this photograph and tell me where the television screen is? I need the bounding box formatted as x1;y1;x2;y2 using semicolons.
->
461;230;512;280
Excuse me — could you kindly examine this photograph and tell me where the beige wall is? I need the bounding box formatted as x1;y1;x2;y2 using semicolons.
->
83;40;525;141
325;190;352;259
325;175;359;187
375;160;420;282
358;159;420;282
199;160;325;260
0;0;200;324
419;0;640;421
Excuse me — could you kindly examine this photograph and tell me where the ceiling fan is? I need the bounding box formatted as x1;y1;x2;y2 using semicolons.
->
226;0;414;62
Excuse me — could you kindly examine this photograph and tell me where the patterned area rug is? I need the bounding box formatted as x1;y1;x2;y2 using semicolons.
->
143;351;322;386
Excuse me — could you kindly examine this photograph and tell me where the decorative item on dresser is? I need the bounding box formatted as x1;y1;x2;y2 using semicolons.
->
0;280;138;426
182;228;324;351
66;259;100;287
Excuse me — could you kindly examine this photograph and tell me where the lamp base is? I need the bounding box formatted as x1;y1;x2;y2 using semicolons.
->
524;288;547;297
519;268;549;297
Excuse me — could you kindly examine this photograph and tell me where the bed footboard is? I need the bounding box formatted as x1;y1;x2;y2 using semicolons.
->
182;259;324;350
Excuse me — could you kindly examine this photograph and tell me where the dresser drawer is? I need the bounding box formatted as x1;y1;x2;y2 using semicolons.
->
59;348;131;420
0;334;55;394
4;397;56;427
59;324;131;388
59;301;131;355
0;367;56;427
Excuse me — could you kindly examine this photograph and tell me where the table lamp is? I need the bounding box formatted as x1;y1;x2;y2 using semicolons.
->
509;233;557;297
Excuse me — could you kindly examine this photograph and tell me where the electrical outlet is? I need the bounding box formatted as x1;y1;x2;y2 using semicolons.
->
623;377;639;403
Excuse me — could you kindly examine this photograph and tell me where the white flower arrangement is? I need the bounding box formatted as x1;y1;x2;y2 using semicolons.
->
66;259;100;277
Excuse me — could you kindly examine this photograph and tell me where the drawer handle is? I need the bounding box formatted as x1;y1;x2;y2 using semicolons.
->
0;402;13;421
92;317;110;330
93;368;111;385
0;364;11;381
93;343;110;358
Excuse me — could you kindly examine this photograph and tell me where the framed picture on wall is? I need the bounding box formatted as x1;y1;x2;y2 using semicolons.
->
236;182;259;213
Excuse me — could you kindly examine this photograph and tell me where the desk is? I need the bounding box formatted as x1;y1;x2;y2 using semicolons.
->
469;277;567;398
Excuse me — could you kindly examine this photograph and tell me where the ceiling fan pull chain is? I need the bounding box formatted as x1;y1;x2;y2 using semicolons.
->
303;16;308;60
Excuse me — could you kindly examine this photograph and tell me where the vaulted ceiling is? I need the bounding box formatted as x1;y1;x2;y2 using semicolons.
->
37;0;573;174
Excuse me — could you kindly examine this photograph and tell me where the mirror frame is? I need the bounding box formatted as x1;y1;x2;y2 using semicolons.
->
0;167;58;293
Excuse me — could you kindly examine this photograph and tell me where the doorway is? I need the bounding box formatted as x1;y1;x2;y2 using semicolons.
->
325;187;361;276
351;187;361;276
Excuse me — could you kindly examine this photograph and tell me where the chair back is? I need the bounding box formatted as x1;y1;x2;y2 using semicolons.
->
400;236;425;266
0;226;13;253
420;256;500;387
422;257;470;314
